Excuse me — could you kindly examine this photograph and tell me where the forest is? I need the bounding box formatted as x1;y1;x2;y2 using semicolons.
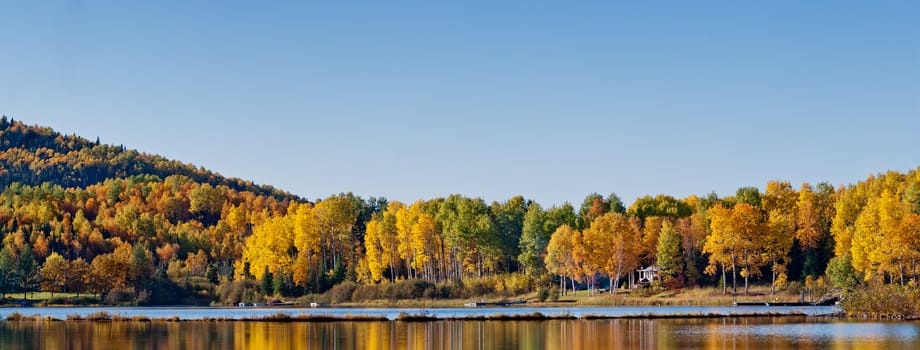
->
1;116;918;306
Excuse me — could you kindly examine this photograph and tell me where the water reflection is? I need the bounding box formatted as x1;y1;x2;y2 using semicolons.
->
0;318;917;350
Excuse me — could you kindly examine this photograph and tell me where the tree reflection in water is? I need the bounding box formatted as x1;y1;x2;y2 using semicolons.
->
0;318;917;349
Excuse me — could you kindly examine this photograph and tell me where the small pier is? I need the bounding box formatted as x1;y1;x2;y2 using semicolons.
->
464;299;526;307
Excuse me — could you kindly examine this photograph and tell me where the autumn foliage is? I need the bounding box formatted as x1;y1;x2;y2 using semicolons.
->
1;117;919;304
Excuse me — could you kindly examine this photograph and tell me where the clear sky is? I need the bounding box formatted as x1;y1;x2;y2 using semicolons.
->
1;1;918;206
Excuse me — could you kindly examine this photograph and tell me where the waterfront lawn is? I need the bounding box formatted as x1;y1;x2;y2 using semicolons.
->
549;285;809;306
2;292;99;305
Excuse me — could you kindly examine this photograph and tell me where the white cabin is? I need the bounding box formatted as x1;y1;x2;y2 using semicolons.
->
636;265;660;284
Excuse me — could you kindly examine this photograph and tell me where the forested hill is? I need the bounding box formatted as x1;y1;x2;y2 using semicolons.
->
1;115;919;308
0;116;299;202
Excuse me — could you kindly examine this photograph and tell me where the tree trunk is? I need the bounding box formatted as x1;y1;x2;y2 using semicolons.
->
407;257;413;280
721;264;726;295
770;259;776;296
477;254;482;278
320;233;329;272
744;273;749;295
731;262;737;295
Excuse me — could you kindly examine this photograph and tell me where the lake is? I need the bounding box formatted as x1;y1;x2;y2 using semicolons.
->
0;317;918;349
0;306;917;349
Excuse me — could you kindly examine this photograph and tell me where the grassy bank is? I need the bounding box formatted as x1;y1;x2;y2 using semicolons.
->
1;293;100;306
2;283;817;309
546;285;809;307
319;285;813;308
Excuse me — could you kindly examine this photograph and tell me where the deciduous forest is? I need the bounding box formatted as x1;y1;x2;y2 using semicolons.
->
1;117;918;306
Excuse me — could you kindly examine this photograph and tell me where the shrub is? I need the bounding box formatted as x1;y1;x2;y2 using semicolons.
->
785;281;803;297
104;287;137;305
663;273;685;290
463;277;495;298
295;293;330;306
841;282;920;318
547;287;560;302
135;290;151;305
536;288;549;302
461;274;533;298
826;255;861;290
329;282;358;303
443;280;465;299
502;274;533;296
348;279;436;301
351;284;381;302
215;278;261;305
388;279;433;300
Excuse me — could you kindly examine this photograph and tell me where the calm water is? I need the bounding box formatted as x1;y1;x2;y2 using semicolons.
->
0;317;917;349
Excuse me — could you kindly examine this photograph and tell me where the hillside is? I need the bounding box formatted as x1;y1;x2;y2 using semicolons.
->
0;116;299;202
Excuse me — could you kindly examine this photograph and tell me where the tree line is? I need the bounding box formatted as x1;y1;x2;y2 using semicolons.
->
0;118;918;304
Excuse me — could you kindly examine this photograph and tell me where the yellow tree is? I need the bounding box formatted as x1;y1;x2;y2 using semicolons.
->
378;203;402;281
762;181;797;216
545;225;580;295
583;213;639;295
89;243;132;295
313;196;357;274
851;195;881;280
292;203;321;289
394;202;417;279
362;219;385;283
410;208;440;282
733;203;767;295
703;204;733;294
832;184;866;258
704;203;765;294
897;214;920;284
850;190;908;283
796;184;822;250
640;216;664;266
764;209;794;294
40;252;68;299
877;190;906;283
762;181;797;295
240;215;294;280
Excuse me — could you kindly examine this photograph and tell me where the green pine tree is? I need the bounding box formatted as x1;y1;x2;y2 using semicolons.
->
656;221;684;287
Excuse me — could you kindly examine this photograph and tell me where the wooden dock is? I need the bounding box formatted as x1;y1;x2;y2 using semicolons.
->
734;301;825;307
464;299;527;307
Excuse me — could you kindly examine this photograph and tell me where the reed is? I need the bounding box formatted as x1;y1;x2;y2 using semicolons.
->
86;311;112;321
4;313;62;321
396;312;439;322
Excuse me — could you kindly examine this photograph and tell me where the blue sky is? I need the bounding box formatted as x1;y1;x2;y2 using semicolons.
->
1;1;918;206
